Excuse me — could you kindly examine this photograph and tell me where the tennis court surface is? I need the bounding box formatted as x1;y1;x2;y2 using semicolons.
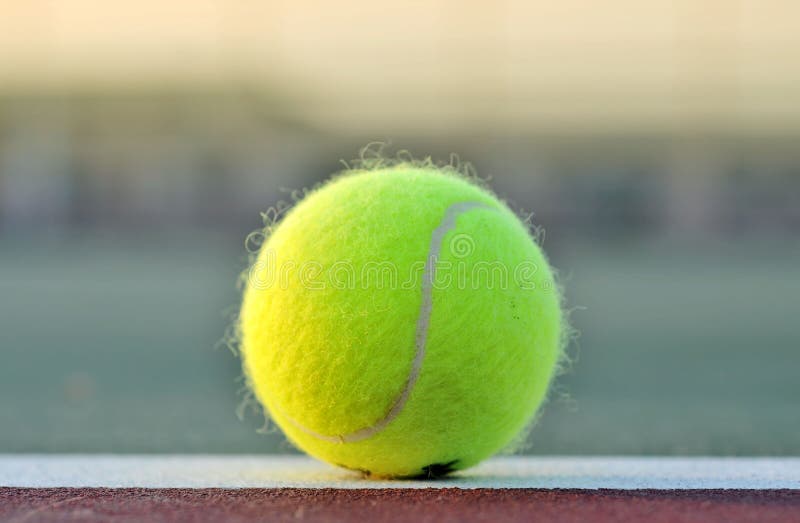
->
2;456;799;522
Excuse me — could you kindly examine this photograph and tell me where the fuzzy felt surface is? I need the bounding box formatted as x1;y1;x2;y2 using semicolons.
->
240;165;562;478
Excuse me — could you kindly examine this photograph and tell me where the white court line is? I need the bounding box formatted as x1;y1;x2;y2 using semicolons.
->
1;455;799;489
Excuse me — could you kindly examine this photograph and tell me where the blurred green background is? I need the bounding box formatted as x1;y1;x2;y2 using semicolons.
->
1;0;799;455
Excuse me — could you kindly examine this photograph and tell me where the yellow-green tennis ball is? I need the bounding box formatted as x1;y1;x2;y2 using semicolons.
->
240;164;562;478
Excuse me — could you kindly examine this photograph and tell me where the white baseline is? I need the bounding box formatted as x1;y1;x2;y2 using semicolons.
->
1;455;798;490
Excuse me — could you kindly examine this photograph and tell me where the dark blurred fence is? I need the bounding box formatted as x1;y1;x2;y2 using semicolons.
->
2;93;799;240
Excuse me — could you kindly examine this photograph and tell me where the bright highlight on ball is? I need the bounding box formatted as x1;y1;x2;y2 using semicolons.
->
239;162;563;478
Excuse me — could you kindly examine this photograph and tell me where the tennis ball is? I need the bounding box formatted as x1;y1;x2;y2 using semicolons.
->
240;164;562;478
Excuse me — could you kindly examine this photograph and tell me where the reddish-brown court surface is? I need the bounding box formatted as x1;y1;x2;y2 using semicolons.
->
2;488;799;523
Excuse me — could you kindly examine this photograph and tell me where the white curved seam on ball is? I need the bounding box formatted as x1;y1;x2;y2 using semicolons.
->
279;200;497;443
